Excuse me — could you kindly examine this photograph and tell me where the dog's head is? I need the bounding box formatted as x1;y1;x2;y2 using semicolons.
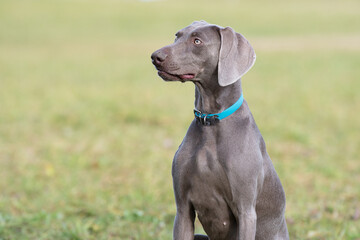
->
151;21;256;86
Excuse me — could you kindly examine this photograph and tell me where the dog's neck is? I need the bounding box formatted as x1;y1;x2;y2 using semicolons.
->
194;79;242;114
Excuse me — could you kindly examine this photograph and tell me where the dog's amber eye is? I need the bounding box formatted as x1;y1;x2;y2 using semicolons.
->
194;39;202;45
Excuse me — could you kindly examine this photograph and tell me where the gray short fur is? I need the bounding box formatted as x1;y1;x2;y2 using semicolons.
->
151;21;289;240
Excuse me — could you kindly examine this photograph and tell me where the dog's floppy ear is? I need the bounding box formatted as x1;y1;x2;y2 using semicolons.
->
218;27;256;86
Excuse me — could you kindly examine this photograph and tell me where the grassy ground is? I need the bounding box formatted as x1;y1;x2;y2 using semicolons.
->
0;0;359;239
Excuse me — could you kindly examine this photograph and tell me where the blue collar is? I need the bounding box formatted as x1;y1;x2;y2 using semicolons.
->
194;93;244;126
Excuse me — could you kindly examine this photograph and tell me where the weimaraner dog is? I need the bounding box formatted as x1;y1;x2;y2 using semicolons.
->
151;21;289;240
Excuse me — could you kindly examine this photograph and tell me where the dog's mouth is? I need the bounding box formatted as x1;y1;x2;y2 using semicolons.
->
157;71;195;82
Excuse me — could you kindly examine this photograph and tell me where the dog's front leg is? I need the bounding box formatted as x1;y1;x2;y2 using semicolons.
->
173;204;196;240
237;208;257;240
234;174;259;240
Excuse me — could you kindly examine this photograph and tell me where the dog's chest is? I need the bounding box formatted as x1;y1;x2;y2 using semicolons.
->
175;142;237;237
174;126;233;199
176;138;234;201
188;149;231;206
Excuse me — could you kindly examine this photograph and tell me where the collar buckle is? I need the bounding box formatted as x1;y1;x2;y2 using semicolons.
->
193;92;244;126
194;110;219;126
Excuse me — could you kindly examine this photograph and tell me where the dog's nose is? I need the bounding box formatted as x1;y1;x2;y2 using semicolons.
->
151;50;167;66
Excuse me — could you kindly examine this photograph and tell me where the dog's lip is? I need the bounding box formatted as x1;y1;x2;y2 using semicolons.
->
179;74;195;80
158;71;195;81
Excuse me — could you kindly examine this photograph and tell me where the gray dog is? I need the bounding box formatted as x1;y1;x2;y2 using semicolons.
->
151;21;289;240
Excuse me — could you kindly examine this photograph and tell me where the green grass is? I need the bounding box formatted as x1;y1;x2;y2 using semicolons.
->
0;0;359;239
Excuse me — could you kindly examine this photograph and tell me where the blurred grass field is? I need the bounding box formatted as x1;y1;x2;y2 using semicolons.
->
0;0;360;239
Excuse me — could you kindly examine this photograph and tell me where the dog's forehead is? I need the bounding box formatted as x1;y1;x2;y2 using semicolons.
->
177;21;220;37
